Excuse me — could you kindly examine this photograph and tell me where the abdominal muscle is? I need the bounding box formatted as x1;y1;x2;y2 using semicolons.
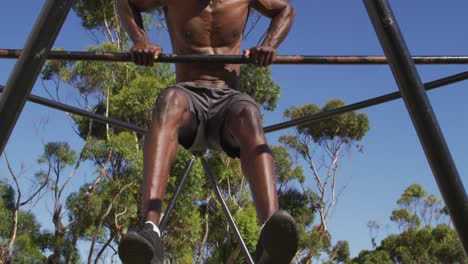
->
164;1;250;89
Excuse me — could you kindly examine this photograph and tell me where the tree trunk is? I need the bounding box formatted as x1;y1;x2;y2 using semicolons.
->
6;208;18;254
51;207;65;264
226;244;241;264
94;234;115;264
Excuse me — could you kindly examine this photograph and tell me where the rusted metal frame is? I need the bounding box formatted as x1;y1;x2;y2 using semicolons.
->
0;0;74;156
201;158;255;264
264;71;468;133
364;0;468;255
2;48;468;64
159;157;196;231
2;70;467;136
0;85;147;134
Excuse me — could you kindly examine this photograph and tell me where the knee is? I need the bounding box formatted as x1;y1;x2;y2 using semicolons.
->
153;87;189;123
229;102;263;134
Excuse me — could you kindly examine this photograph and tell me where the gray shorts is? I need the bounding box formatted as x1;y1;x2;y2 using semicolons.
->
164;82;258;158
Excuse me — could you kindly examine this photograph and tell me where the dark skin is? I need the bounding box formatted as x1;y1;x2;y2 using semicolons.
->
118;0;295;225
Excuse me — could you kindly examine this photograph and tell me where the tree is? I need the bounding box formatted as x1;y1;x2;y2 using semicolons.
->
35;142;81;264
35;2;289;263
280;99;370;263
0;181;48;263
0;155;50;262
354;184;467;264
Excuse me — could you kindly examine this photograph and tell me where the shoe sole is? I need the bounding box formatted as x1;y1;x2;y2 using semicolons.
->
257;210;299;264
118;231;157;264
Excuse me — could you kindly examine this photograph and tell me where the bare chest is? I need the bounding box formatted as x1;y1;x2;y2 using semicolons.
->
165;0;250;48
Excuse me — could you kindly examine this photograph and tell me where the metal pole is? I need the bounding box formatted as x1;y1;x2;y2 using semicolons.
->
159;157;196;230
2;48;468;64
264;71;468;133
201;158;254;264
4;70;467;137
364;0;468;254
0;0;74;156
0;85;148;134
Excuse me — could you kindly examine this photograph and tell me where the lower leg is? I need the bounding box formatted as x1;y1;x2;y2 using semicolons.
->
141;125;179;225
141;89;193;225
240;136;278;224
225;103;278;224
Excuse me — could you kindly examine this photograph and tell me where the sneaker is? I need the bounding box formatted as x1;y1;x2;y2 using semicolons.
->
254;210;299;264
118;223;164;264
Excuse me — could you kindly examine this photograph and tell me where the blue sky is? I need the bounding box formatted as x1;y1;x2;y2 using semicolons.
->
1;0;468;260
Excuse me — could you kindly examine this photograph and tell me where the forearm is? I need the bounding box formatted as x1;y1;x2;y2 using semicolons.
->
118;0;149;43
261;4;295;48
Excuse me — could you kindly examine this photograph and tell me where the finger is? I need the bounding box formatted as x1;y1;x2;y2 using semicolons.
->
253;50;260;66
148;50;155;66
271;50;277;64
249;49;257;65
145;50;154;66
266;51;275;66
141;50;147;66
258;50;267;67
131;51;138;65
137;49;144;65
154;48;161;60
145;49;153;66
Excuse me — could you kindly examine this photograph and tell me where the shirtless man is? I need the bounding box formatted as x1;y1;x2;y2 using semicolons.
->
117;0;297;263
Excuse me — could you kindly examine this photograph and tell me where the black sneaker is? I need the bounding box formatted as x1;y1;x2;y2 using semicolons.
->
118;223;164;264
254;210;299;264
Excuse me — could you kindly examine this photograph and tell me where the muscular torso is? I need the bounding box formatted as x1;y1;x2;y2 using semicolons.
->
164;0;251;89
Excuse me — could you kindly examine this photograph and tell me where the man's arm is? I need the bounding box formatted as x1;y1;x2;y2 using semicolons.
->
247;0;296;66
117;0;166;65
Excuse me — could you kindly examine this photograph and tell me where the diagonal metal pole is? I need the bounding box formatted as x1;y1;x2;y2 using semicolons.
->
264;71;468;133
0;0;74;156
364;0;468;255
159;157;196;230
201;158;254;264
3;70;468;137
0;85;148;134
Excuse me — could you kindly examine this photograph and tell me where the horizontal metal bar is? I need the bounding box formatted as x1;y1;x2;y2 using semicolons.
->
264;71;468;133
2;48;468;64
1;71;466;137
0;85;147;134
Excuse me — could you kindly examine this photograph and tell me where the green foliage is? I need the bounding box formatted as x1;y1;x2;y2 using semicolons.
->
34;3;295;263
355;184;467;264
390;208;421;230
163;150;206;263
0;190;49;263
38;142;77;169
234;205;260;250
272;145;305;184
352;249;392;264
280;99;370;262
379;225;466;264
73;0;118;30
239;64;281;111
284;99;370;144
110;63;175;127
278;188;315;228
328;240;350;263
397;183;426;208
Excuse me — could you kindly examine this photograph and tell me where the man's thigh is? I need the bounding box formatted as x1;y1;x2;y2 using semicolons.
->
217;97;262;158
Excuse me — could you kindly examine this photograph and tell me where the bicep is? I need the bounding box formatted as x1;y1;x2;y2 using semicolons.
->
130;0;166;11
251;0;291;18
